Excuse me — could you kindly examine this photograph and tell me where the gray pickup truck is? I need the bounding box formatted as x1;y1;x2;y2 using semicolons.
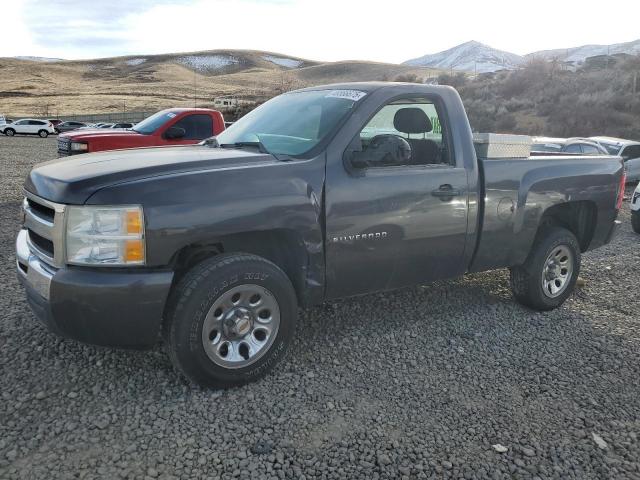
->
17;83;624;388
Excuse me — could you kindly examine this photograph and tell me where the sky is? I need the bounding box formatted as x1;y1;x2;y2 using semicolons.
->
1;0;640;63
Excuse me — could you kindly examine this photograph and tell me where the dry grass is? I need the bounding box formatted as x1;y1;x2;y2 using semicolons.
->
0;49;444;117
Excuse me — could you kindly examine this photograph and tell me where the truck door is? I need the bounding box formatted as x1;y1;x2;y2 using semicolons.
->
325;96;470;298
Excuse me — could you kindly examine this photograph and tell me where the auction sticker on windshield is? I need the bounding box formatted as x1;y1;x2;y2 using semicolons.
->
325;90;367;102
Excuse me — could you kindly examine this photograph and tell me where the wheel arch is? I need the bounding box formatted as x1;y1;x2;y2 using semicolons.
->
168;228;318;307
537;200;597;252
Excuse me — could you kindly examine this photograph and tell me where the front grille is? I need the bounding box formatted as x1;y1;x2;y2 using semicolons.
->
26;198;55;223
23;193;66;267
28;230;54;258
57;138;70;157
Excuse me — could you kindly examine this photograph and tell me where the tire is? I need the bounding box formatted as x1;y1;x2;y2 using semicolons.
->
166;253;297;388
632;211;640;234
510;226;581;311
4;128;15;137
38;130;48;138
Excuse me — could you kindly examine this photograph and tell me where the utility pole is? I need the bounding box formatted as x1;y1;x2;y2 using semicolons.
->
123;100;126;121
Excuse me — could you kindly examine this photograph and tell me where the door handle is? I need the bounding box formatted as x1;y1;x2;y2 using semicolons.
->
431;184;461;197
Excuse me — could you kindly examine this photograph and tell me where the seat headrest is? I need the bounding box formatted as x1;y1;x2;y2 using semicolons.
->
393;108;433;134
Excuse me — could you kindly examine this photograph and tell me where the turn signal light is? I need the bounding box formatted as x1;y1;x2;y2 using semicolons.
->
125;239;145;263
126;210;143;234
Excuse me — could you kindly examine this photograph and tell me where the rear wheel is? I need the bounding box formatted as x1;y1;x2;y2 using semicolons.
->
38;130;48;138
632;211;640;234
510;226;581;311
4;128;15;136
166;253;297;388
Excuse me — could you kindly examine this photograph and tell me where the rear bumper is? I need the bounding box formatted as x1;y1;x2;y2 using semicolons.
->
16;229;174;348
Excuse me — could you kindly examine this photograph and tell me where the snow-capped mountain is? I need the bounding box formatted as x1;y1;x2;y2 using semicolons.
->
403;41;525;73
527;39;640;64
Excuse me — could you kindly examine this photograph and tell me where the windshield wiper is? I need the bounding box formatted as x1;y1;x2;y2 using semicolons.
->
219;141;269;154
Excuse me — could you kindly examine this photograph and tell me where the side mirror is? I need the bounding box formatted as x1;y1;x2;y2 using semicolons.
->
164;126;186;139
348;135;413;170
348;152;370;169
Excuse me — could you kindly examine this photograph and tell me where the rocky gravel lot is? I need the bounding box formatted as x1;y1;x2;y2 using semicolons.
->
0;135;639;479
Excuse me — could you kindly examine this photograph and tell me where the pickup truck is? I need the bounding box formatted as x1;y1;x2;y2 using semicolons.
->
57;108;225;156
17;83;624;388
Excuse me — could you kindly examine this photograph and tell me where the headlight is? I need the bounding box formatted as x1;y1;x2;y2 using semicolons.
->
70;142;88;152
66;206;145;266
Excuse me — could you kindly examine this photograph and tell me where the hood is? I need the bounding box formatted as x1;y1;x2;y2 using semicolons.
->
25;145;277;204
60;129;140;140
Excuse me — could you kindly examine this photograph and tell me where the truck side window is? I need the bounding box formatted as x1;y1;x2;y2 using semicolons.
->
350;98;450;168
172;114;213;140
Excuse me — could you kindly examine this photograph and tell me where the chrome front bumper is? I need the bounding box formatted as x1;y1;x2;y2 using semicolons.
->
16;229;55;300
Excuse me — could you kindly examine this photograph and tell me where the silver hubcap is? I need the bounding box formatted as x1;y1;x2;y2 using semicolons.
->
541;245;573;298
201;284;280;369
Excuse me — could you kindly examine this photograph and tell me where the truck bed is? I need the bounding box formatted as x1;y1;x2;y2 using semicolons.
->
469;154;623;272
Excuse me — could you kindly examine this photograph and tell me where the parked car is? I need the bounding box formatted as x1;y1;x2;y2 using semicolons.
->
55;121;87;134
0;115;14;125
57;108;225;156
98;123;114;128
110;122;135;129
17;83;624;388
589;137;640;182
531;137;608;155
0;119;56;137
48;119;63;127
632;183;640;233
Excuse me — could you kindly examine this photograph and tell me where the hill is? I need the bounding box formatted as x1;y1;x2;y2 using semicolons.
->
404;39;640;73
436;56;640;140
528;39;640;64
403;41;524;73
0;49;443;117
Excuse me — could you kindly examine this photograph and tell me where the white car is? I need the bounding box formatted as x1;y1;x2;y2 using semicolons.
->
0;119;56;138
632;183;640;233
589;137;640;182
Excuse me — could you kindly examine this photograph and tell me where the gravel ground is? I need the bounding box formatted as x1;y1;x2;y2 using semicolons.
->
0;135;639;480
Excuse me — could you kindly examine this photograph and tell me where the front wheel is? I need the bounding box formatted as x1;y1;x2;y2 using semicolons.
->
4;128;15;136
38;130;49;138
166;253;298;388
632;211;640;234
510;226;581;311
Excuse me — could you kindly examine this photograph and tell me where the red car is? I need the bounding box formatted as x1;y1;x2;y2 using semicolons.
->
57;108;225;156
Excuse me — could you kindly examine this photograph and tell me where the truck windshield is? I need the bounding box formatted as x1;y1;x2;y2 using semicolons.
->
133;111;176;135
213;89;365;156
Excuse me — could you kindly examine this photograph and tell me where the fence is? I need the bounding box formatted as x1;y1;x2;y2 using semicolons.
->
56;111;156;123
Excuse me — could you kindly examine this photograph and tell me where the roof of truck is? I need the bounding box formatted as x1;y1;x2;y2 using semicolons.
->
295;81;455;94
